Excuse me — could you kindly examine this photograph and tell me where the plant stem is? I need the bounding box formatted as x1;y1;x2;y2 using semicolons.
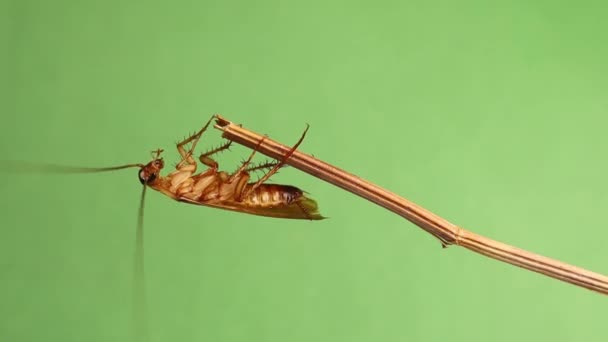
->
213;115;608;295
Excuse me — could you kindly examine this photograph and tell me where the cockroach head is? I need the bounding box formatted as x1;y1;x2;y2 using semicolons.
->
138;149;165;185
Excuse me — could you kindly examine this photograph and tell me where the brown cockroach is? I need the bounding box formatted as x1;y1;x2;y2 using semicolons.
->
6;115;323;340
140;116;324;220
9;115;324;220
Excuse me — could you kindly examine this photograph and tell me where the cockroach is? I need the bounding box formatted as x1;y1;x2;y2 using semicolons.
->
9;115;324;221
5;115;323;340
142;116;323;220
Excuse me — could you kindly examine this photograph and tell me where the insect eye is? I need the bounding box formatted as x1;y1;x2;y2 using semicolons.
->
138;170;157;184
138;170;146;185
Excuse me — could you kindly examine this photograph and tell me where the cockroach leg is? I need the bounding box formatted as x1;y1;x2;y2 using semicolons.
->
198;140;232;169
242;125;309;198
176;115;215;168
245;160;280;173
227;137;266;183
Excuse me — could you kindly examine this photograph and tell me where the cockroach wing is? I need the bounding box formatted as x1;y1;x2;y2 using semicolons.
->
178;194;325;220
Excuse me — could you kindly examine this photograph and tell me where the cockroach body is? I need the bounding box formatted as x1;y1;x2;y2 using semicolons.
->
6;115;323;341
139;116;323;220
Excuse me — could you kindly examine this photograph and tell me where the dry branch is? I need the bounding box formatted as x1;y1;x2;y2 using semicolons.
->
214;114;608;295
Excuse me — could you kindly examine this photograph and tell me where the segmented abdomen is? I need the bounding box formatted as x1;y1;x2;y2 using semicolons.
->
243;184;302;207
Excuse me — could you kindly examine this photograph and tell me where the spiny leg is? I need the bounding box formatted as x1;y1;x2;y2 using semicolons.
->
198;140;232;169
176;115;216;168
245;160;281;173
222;138;267;202
242;125;309;199
227;137;266;183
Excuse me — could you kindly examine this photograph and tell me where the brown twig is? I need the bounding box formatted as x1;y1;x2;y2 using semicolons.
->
213;114;608;295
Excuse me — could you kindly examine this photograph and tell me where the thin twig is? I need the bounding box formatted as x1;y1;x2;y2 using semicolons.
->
214;114;608;295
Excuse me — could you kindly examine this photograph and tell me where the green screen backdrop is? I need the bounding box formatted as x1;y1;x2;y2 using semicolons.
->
1;1;607;341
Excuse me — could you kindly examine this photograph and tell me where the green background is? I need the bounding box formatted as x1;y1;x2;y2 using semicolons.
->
2;1;607;341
